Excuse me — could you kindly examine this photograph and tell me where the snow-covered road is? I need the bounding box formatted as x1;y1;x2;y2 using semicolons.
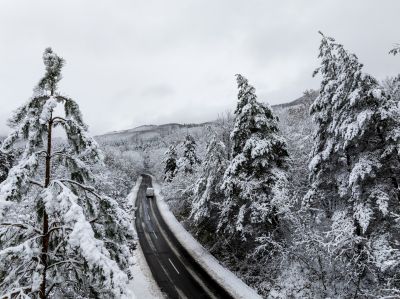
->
135;174;235;299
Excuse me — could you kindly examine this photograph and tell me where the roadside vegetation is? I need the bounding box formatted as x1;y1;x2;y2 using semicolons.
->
1;34;399;298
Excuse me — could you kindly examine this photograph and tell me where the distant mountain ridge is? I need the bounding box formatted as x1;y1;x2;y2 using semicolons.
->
100;122;213;137
272;90;318;109
97;92;317;142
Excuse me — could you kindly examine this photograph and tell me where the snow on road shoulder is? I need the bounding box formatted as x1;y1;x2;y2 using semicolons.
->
127;176;164;299
127;175;142;239
151;176;262;299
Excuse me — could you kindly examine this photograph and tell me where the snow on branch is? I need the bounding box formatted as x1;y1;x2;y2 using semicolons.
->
51;116;67;126
2;96;50;153
42;180;130;297
39;97;57;125
57;179;101;199
0;222;42;235
56;118;102;162
0;154;40;219
55;153;94;182
7;96;48;129
55;95;87;129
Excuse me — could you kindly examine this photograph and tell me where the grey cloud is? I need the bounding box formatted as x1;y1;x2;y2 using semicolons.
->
0;0;399;136
140;85;175;98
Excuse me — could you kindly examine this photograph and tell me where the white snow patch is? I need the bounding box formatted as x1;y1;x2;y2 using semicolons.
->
127;176;164;299
151;175;262;299
39;97;57;124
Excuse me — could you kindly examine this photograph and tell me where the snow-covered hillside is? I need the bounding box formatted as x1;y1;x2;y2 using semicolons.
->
1;32;399;299
95;88;317;298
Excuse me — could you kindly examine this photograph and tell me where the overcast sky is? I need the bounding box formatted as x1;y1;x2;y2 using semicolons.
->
0;0;399;135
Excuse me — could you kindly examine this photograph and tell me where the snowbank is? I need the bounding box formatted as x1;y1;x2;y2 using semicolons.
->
127;176;164;299
151;176;262;299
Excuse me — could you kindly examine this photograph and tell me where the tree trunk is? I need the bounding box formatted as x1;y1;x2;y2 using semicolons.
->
39;113;53;299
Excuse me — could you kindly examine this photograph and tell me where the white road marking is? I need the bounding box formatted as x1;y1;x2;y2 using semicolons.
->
168;258;180;275
175;287;189;299
152;232;158;239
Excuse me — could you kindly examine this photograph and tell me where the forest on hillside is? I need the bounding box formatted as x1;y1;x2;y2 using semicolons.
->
98;34;400;298
0;34;399;298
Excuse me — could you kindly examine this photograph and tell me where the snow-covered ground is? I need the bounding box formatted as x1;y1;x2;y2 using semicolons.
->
127;176;164;299
151;176;263;299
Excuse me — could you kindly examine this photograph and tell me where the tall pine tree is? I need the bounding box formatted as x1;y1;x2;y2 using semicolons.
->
0;48;134;298
219;74;289;242
305;33;400;296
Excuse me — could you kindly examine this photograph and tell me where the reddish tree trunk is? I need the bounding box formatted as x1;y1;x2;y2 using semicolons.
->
39;112;53;299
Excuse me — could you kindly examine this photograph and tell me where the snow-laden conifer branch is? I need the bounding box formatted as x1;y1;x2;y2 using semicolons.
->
0;222;42;234
39;179;131;296
57;118;102;161
56;179;101;199
51;116;67;124
56;95;87;129
46;225;72;237
1;286;33;299
0;153;40;218
50;149;66;158
29;180;44;188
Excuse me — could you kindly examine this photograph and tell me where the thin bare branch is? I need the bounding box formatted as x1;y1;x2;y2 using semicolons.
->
0;223;42;234
47;226;71;236
35;150;48;157
51;116;67;123
47;259;84;270
29;180;44;188
57;179;102;199
50;150;67;158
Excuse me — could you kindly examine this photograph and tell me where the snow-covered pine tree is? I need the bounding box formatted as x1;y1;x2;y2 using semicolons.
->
304;33;400;296
0;48;134;298
177;134;200;174
190;134;227;230
163;144;178;182
219;74;289;242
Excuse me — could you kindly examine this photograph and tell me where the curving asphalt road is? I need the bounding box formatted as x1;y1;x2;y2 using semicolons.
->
135;174;234;299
